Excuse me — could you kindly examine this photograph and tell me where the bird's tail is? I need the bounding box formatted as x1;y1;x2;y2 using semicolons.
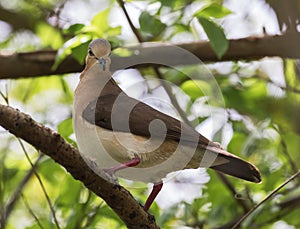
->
186;144;261;183
210;153;261;183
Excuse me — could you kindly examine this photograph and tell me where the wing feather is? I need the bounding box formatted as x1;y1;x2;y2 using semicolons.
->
82;92;210;147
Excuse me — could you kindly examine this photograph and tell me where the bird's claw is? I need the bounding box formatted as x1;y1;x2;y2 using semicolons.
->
103;168;119;183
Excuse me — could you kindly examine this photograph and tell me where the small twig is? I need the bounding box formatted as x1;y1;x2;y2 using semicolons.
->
250;195;300;227
21;194;45;229
18;139;61;229
232;170;300;229
73;191;93;228
0;84;9;105
284;84;300;94
217;173;250;213
84;201;105;228
116;0;143;42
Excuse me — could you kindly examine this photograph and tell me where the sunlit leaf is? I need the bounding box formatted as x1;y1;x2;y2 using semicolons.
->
181;79;211;101
107;26;122;37
285;59;297;87
243;79;267;99
197;16;228;59
195;3;232;19
36;22;63;49
91;8;110;32
57;118;75;144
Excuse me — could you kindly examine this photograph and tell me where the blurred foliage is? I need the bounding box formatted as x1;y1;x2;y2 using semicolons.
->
1;0;300;228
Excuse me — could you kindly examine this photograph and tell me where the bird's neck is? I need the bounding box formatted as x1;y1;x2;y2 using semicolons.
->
74;64;122;114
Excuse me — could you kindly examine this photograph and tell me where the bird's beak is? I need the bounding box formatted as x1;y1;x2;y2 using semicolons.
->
98;58;106;71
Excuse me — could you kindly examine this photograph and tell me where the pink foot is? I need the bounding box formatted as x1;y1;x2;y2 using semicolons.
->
105;156;141;175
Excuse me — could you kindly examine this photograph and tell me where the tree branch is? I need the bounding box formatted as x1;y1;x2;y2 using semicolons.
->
1;33;300;79
0;104;160;229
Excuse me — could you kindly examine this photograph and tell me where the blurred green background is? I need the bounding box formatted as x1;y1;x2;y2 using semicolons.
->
1;0;300;228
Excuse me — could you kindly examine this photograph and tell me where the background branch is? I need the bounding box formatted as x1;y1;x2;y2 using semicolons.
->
0;104;160;229
1;33;300;79
1;155;42;227
0;6;43;31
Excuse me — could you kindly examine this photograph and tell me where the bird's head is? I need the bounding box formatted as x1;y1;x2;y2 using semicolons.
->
85;38;111;72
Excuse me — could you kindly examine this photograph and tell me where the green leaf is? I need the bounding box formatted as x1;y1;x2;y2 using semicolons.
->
164;68;189;85
181;80;211;101
197;16;228;59
85;8;121;38
52;35;92;70
59;77;74;104
91;8;110;33
195;3;232;19
285;59;296;87
36;22;63;49
160;0;192;10
3;167;18;180
243;79;267;100
139;11;166;40
64;23;85;35
71;41;90;65
57;118;75;144
228;131;247;156
107;26;122;37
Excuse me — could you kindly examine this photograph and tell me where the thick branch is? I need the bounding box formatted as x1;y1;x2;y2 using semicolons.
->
0;104;160;229
1;33;300;79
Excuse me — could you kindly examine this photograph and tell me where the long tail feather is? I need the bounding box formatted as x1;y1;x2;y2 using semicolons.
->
210;154;261;183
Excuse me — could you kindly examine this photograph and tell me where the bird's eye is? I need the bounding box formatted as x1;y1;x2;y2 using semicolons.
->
88;49;95;56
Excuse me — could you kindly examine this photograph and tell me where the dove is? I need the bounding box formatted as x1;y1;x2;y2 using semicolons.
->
73;38;261;211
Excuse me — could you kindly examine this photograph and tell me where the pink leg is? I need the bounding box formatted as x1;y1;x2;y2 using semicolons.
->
144;182;163;211
105;156;140;174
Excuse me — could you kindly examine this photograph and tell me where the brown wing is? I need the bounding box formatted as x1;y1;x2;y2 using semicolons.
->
82;92;210;147
82;91;261;183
